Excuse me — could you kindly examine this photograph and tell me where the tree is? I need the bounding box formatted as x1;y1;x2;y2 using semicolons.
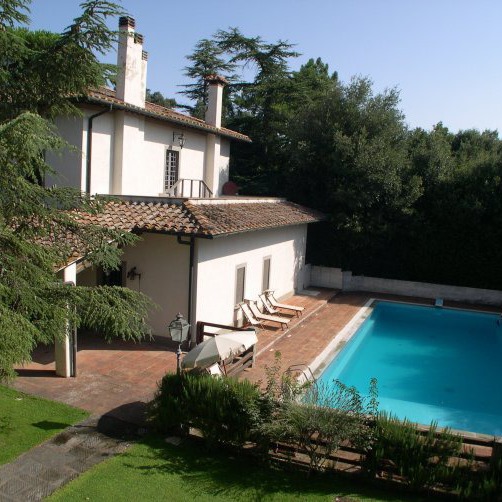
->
0;0;151;380
181;38;237;118
285;77;422;271
145;88;177;109
182;28;300;193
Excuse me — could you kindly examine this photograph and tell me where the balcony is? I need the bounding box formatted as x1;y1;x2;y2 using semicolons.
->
164;179;213;198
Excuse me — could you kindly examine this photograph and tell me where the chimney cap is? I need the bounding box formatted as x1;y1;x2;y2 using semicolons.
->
119;16;135;28
205;74;228;86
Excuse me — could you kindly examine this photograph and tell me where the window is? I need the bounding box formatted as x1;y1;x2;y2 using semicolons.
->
164;149;179;191
235;265;246;305
262;256;271;292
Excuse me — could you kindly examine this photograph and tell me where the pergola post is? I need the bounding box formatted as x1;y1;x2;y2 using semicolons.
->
55;262;76;377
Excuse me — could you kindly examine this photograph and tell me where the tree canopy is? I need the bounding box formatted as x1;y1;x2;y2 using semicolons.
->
0;0;151;380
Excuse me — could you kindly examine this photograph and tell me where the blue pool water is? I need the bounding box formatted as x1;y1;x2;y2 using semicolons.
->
317;301;502;436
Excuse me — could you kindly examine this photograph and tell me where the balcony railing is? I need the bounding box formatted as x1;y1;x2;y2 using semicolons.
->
165;178;213;198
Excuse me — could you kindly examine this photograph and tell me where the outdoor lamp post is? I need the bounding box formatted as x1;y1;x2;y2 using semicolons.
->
168;313;190;374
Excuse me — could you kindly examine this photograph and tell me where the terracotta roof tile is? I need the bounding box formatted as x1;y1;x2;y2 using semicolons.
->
83;88;251;143
184;199;325;236
65;197;324;263
73;200;206;236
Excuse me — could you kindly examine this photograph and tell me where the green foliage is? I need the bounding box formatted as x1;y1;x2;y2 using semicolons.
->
148;372;186;433
0;2;152;380
145;88;177;109
181;37;237;118
364;412;466;492
150;373;262;447
0;1;123;120
260;378;378;473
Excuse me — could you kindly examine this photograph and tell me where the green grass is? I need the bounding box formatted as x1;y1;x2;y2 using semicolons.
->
0;385;89;465
49;435;426;501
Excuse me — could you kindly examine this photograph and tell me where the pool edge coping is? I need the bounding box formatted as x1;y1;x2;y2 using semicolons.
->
308;297;375;379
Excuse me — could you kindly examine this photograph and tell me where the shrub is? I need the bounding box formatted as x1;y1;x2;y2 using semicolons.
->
148;373;187;434
364;412;465;491
149;372;262;447
183;374;261;447
260;378;378;473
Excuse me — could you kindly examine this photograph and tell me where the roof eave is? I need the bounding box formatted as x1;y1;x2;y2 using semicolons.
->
208;218;324;238
80;96;252;143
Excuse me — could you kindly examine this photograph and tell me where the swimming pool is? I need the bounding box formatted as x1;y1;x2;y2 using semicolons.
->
317;301;502;436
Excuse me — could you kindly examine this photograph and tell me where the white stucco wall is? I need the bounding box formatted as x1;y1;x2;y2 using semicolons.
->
121;233;189;337
89;111;115;194
218;138;230;195
194;224;308;327
45;115;85;190
47;107;230;197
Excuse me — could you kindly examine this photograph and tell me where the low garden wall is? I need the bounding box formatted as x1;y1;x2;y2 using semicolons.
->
306;265;502;305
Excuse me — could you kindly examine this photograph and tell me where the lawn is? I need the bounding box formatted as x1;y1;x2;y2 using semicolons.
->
49;435;424;501
0;385;89;465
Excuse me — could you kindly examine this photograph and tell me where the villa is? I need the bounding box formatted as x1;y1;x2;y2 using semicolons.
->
49;16;323;376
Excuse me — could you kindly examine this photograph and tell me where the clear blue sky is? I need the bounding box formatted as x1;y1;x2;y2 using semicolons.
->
28;0;502;133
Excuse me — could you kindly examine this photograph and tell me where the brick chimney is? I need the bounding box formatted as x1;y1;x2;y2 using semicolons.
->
205;74;227;128
116;16;147;108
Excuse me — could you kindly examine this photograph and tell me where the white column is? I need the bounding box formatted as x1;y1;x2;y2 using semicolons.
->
55;262;76;377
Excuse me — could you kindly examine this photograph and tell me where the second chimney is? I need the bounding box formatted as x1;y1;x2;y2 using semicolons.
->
205;75;227;128
116;16;147;108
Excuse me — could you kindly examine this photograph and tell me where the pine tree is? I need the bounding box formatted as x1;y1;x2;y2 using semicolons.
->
0;0;152;380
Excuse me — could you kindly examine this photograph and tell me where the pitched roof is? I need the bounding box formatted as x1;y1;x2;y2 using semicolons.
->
73;197;323;240
184;199;324;237
82;88;251;143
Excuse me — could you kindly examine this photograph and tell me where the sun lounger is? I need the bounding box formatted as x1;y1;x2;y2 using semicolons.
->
259;293;294;317
239;302;262;329
264;290;304;317
243;300;290;330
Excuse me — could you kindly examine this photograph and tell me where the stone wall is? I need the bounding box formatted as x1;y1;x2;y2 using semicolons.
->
307;266;502;305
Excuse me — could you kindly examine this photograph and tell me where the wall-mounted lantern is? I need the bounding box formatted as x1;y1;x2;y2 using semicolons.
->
173;132;185;149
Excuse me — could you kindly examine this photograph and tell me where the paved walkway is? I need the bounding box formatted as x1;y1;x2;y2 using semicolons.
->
0;415;136;502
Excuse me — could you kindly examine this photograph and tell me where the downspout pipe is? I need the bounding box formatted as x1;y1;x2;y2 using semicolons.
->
86;105;113;194
177;235;195;347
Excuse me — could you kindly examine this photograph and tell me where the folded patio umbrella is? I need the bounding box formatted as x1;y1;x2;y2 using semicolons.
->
181;330;257;370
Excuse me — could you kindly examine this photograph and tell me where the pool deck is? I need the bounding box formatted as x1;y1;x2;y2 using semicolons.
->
9;290;501;426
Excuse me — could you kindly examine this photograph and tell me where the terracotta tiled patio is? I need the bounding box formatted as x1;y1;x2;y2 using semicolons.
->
9;290;500;425
10;334;179;424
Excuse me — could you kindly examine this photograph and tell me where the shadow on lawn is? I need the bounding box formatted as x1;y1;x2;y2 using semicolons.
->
32;420;73;431
124;435;422;502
